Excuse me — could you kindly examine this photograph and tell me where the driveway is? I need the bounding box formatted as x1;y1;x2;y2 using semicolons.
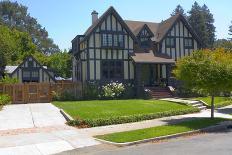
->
0;103;99;155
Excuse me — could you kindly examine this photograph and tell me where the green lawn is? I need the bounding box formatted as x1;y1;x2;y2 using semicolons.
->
96;118;228;143
194;97;232;108
53;100;199;127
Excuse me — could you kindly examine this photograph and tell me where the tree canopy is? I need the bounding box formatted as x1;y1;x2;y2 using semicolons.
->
214;39;232;51
229;21;232;41
174;48;232;118
0;0;60;54
171;4;186;17
188;2;216;48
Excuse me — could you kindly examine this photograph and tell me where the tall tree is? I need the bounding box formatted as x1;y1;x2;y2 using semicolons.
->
171;4;186;17
0;0;60;54
188;2;216;48
229;21;232;41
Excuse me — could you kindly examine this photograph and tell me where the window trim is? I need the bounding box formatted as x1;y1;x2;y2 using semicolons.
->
101;31;125;49
101;60;124;80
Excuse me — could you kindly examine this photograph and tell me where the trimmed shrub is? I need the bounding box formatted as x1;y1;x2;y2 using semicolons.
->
0;94;11;105
68;107;200;127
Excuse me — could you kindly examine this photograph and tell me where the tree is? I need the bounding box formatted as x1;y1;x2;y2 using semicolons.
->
171;4;186;17
47;51;72;78
188;2;216;48
229;21;232;41
0;0;60;54
174;49;232;118
0;24;36;65
0;50;7;78
214;39;232;51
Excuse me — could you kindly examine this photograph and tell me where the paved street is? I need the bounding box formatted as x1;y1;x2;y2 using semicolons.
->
58;129;232;155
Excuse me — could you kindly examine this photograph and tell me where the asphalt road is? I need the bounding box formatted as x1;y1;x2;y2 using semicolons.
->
58;129;232;155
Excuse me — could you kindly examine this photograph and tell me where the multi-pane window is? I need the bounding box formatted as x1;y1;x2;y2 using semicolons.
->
101;60;123;80
31;71;39;78
102;34;108;46
184;38;193;49
101;33;124;48
166;37;175;48
23;71;30;78
118;34;124;47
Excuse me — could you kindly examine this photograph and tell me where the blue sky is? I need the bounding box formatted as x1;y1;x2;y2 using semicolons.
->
12;0;232;50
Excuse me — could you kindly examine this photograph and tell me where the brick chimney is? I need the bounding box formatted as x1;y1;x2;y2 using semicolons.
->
91;10;98;24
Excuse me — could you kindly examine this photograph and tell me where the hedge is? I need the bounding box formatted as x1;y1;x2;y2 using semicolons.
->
67;108;200;127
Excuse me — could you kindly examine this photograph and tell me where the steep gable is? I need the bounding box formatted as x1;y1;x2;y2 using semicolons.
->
81;6;137;42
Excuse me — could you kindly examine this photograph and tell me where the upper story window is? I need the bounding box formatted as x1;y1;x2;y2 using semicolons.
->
140;37;151;47
101;32;124;48
166;37;175;48
184;38;193;49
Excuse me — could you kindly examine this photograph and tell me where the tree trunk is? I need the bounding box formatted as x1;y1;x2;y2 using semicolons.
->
211;95;215;119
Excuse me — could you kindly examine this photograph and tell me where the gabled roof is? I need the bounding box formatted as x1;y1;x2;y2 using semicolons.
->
5;66;18;74
137;24;154;37
80;6;137;42
125;20;159;41
8;55;56;82
125;14;201;44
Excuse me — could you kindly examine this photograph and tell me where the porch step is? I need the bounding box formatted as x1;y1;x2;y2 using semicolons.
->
145;87;173;99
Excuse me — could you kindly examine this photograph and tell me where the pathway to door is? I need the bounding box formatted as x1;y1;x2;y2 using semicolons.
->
0;103;99;155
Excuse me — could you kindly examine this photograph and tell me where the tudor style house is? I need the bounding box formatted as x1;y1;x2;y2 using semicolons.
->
71;7;201;96
5;56;56;83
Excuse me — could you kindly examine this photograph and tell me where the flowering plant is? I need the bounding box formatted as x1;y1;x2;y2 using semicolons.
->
102;82;125;99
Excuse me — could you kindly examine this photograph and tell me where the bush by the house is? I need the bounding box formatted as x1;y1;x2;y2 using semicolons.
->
0;94;11;105
101;82;125;99
68;107;199;127
121;83;136;99
0;75;18;84
52;91;77;101
83;81;100;99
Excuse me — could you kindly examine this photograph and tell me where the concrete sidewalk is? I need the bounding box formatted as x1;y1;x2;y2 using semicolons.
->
78;109;232;136
0;103;100;155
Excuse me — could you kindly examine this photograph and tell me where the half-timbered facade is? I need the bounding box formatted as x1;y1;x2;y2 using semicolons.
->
5;56;56;83
71;7;201;94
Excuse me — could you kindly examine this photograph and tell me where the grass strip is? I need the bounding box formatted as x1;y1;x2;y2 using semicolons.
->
96;118;228;143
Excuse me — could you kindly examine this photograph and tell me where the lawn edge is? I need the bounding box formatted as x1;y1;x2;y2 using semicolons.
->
60;109;74;121
95;120;232;146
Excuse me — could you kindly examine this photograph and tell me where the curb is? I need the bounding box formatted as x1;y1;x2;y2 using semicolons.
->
60;109;74;121
95;121;232;147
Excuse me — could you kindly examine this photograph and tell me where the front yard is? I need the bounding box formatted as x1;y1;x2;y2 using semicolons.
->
96;118;228;143
53;100;199;127
194;97;232;108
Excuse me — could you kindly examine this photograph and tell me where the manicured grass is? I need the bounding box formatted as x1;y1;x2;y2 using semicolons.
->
194;97;232;108
96;118;228;143
53;100;199;127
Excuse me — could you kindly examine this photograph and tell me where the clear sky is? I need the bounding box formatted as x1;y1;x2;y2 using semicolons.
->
11;0;232;50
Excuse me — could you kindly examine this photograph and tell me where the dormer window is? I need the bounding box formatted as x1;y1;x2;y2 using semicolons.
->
101;32;124;48
137;25;154;48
